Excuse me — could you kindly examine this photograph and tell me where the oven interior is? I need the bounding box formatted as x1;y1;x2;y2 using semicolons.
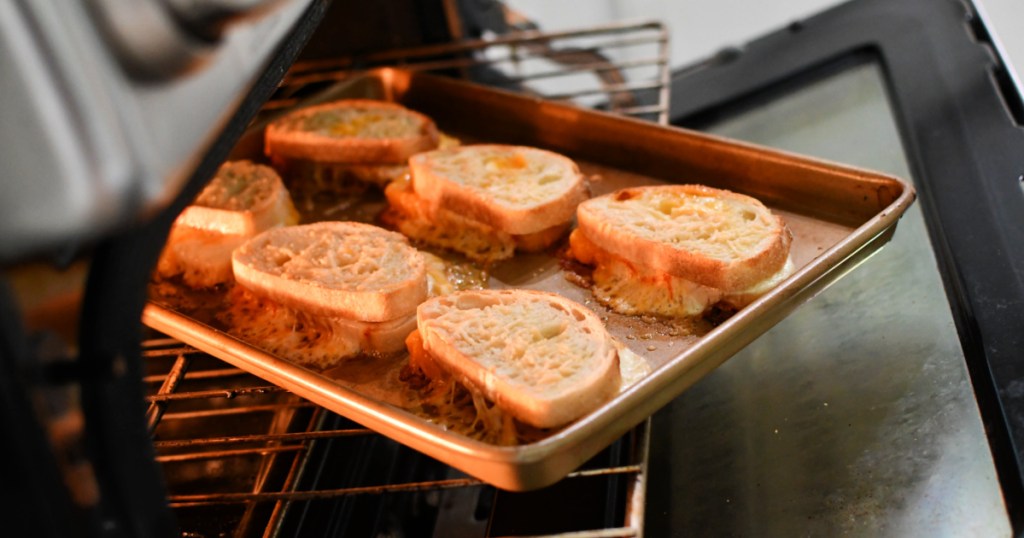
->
16;3;662;536
140;8;666;536
145;336;648;536
2;0;1022;536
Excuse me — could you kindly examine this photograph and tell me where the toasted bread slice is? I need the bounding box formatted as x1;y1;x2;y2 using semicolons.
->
219;285;416;370
381;178;516;262
232;221;428;322
219;244;471;370
176;160;299;235
265;99;439;165
569;229;723;316
409;145;588;235
382;178;570;263
156;230;240;289
569;228;794;315
575;184;792;292
156;160;298;288
415;289;620;429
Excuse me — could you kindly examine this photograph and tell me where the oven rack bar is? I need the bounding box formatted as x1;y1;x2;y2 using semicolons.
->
272;20;670;125
286;20;667;72
165;465;643;505
142;335;648;537
153;428;374;449
158;402;317;420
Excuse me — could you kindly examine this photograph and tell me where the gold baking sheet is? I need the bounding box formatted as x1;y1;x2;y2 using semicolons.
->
143;68;915;491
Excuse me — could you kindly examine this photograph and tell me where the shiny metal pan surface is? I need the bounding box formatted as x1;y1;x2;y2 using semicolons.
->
144;69;915;491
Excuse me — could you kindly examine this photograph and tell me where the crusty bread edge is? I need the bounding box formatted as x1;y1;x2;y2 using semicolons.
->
409;145;589;235
265;99;440;164
176;185;297;236
231;223;429;322
383;179;570;261
512;221;571;252
416;289;621;429
576;184;793;291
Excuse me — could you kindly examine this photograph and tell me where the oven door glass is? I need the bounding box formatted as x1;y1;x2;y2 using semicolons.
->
648;0;1024;534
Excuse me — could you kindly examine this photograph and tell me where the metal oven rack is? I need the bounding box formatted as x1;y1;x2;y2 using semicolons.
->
270;20;670;124
145;338;649;537
146;21;668;537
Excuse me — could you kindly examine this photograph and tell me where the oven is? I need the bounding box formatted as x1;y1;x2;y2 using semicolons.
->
0;0;1020;536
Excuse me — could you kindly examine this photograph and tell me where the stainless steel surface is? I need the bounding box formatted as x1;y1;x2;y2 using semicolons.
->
0;0;312;262
144;69;913;491
654;62;1010;535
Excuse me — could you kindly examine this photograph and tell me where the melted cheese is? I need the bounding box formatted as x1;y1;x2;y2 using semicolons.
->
617;344;652;388
569;228;793;316
425;146;577;209
402;331;649;446
297;107;422;139
382;179;517;263
217;285;417;370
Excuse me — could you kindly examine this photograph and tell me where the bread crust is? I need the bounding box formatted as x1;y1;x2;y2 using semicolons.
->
232;221;428;322
568;229;723;317
265;99;439;164
220;285;417;370
382;178;516;262
409;144;588;235
176;161;298;236
575;184;792;291
382;178;570;262
512;222;571;253
156;161;298;288
416;289;620;429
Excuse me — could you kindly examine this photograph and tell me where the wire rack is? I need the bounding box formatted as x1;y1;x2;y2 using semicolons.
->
146;20;669;537
145;339;649;537
269;20;670;125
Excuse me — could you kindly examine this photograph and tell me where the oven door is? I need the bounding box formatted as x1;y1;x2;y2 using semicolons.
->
0;2;330;536
647;0;1023;534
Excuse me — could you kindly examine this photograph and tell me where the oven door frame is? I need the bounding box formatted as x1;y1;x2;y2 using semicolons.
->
0;2;331;536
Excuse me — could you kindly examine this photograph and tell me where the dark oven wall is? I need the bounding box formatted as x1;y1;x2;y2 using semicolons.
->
0;2;332;536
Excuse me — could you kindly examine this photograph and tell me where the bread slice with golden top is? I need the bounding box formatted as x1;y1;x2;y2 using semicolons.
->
231;221;428;322
177;160;299;235
156;160;298;288
576;184;792;292
220;284;417;370
382;145;585;262
265;99;440;165
570;184;793;316
219;243;468;370
409;144;588;235
412;289;621;429
569;228;794;315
